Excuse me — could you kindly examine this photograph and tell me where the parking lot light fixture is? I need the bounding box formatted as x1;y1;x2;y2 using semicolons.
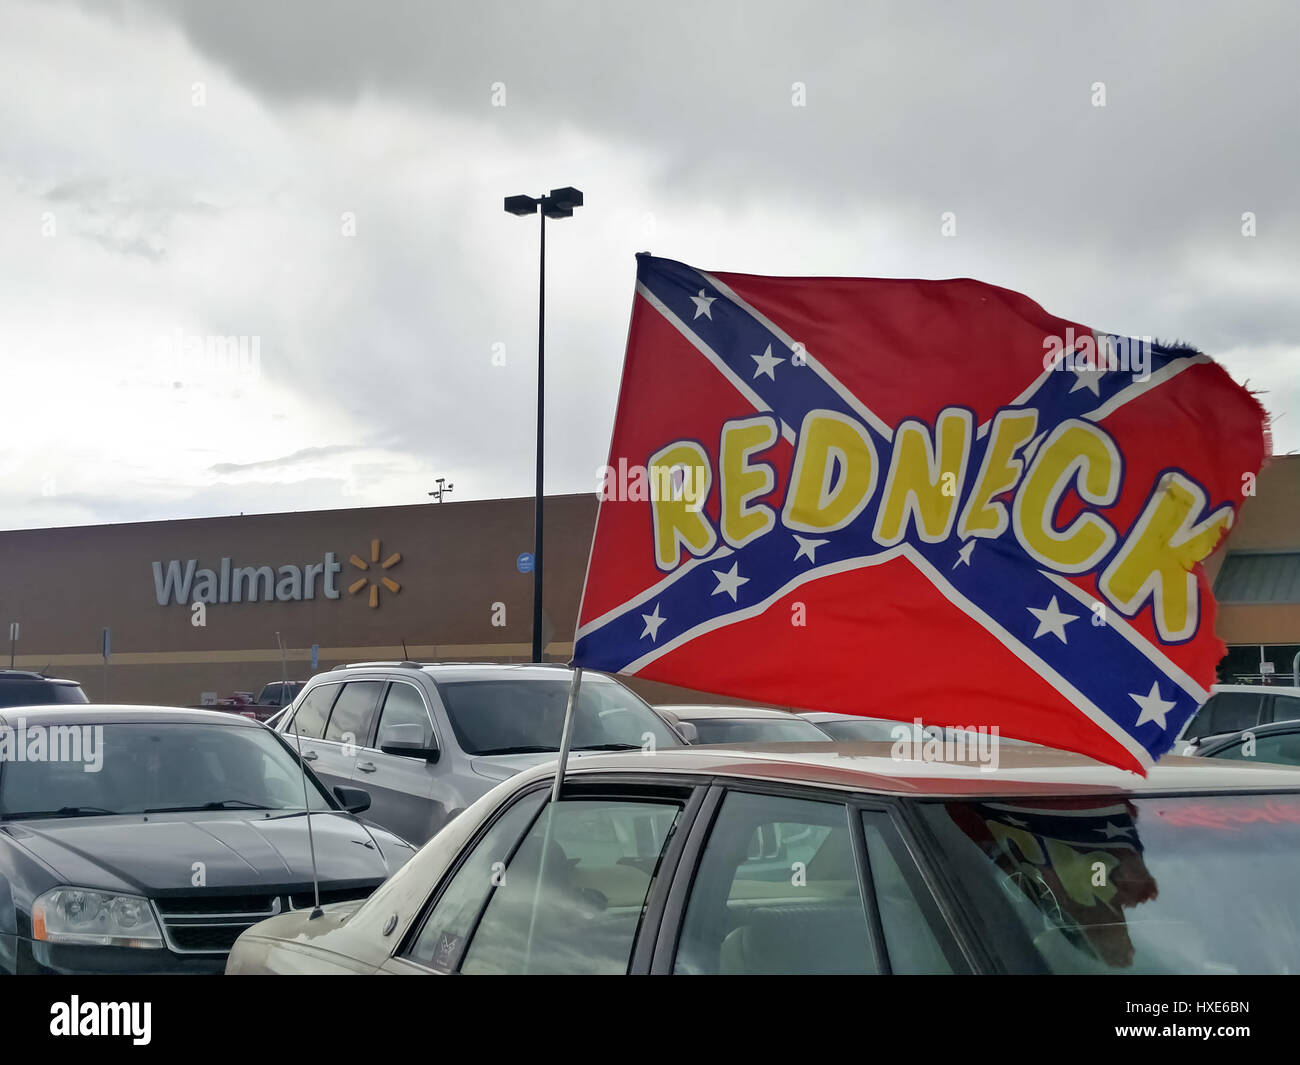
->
504;186;583;663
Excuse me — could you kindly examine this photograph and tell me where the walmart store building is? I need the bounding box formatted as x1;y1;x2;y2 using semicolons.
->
1;455;1298;706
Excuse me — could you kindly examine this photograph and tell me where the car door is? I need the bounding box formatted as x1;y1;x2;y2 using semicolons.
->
387;782;698;974
651;784;969;974
281;681;342;786
356;679;445;845
284;680;382;796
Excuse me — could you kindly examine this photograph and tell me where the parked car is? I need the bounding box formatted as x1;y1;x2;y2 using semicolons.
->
226;741;1300;975
0;669;87;708
255;681;305;708
210;681;306;722
800;711;1039;746
0;706;414;974
1191;718;1300;766
655;704;829;744
1176;683;1300;752
273;662;682;846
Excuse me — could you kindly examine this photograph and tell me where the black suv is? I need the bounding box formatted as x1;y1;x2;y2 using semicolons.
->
0;670;87;708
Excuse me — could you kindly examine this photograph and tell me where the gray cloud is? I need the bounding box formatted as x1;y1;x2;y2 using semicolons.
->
0;0;1295;536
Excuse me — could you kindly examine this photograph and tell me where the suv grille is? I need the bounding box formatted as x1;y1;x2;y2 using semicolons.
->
153;886;377;954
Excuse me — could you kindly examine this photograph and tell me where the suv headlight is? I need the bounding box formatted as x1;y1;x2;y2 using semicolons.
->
32;888;164;949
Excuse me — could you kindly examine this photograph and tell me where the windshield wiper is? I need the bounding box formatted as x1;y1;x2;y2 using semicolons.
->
1;805;119;820
473;745;557;756
573;743;642;751
143;800;273;813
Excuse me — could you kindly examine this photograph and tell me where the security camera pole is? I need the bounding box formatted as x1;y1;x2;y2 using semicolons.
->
503;187;584;663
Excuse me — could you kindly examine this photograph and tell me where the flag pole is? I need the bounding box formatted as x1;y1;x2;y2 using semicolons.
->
523;666;583;971
551;666;583;803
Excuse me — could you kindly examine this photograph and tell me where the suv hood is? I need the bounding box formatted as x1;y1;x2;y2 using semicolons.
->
4;811;402;896
467;749;614;783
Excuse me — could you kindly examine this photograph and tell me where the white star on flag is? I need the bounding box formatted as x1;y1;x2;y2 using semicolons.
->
953;540;976;568
1027;595;1080;643
751;344;785;380
1069;361;1107;395
640;602;667;641
711;561;750;602
793;535;829;563
1095;821;1133;839
1131;681;1176;729
690;289;716;319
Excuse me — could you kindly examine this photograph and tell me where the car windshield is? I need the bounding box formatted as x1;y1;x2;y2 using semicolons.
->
920;793;1300;974
691;717;828;744
0;721;333;818
437;676;679;755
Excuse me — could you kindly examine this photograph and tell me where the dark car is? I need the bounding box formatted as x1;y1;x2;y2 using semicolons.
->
1192;718;1300;766
228;742;1300;975
0;670;87;708
0;706;414;974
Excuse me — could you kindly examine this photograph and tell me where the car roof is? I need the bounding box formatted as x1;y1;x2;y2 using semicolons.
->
1203;718;1300;743
657;704;798;721
330;661;587;683
505;741;1300;798
1211;683;1300;696
0;670;81;686
0;704;262;728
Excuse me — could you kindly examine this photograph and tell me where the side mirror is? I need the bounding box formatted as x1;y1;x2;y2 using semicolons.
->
333;786;371;815
656;709;698;745
379;722;440;762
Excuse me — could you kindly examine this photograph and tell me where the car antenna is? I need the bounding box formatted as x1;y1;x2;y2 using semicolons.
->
523;665;583;970
281;630;323;918
401;638;409;660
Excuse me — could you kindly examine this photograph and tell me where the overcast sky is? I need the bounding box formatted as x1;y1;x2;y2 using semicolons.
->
1;0;1296;531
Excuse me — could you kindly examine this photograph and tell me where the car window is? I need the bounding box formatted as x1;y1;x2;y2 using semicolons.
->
691;718;828;744
376;682;433;744
436;675;679;755
0;680;88;708
1184;691;1264;739
0;722;333;816
1270;695;1300;725
860;812;960;973
458;797;682;974
285;683;340;740
674;791;877;975
1208;730;1300;766
324;681;382;745
921;794;1300;974
405;790;547;972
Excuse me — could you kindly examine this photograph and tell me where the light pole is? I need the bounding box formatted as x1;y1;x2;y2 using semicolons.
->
504;186;583;663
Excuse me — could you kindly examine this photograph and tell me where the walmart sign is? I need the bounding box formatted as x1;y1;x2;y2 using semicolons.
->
153;554;343;605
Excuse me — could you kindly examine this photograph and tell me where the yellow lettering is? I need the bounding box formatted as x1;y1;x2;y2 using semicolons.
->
648;442;715;570
1100;472;1233;641
958;409;1038;538
873;409;973;545
781;410;878;533
720;416;778;548
1012;420;1119;573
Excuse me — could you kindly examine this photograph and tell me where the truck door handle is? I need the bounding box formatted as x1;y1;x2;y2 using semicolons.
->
356;761;377;773
302;750;318;761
